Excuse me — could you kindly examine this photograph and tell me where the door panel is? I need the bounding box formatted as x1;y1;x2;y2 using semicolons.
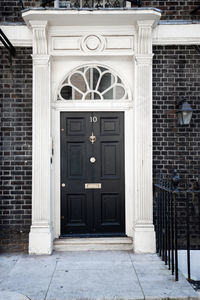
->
61;112;125;236
67;143;85;178
101;142;120;178
66;194;87;225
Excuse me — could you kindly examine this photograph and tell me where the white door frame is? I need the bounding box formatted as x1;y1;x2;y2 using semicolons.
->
25;10;161;254
52;101;135;240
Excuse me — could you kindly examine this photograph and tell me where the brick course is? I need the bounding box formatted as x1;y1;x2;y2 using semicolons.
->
0;47;32;252
0;0;200;23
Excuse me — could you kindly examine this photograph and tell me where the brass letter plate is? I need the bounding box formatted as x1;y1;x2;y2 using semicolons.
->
85;183;101;189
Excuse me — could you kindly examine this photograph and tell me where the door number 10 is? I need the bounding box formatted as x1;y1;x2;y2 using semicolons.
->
90;116;98;123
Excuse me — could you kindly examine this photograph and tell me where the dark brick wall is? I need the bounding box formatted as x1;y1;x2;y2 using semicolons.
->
152;45;200;248
0;47;32;252
0;0;200;23
143;1;200;20
153;45;200;180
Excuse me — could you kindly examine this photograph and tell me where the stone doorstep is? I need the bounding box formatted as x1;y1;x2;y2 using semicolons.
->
53;237;134;251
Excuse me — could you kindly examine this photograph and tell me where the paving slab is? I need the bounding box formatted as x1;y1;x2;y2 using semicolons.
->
0;251;198;300
47;267;142;300
0;254;58;300
129;253;198;300
0;291;30;300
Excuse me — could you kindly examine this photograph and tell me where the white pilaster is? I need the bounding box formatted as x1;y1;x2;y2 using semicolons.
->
29;21;53;254
134;20;156;253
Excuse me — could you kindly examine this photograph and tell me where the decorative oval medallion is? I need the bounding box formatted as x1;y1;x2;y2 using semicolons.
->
85;35;100;50
81;34;105;53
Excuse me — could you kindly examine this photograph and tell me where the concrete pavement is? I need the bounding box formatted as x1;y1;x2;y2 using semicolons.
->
0;251;198;300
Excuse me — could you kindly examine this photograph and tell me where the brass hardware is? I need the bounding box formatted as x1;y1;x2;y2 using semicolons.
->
61;128;64;132
85;183;101;189
90;157;96;163
61;183;66;187
89;132;96;144
61;216;64;219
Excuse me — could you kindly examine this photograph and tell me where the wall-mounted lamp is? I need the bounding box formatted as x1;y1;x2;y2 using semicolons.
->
176;99;193;125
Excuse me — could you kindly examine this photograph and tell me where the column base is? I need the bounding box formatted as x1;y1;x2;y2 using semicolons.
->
29;225;53;255
134;224;156;253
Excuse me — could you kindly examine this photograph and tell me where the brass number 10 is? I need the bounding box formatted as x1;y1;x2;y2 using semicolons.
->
90;116;97;123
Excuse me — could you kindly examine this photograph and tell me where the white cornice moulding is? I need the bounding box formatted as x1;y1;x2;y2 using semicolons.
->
1;24;200;47
22;9;161;28
0;25;32;47
153;24;200;45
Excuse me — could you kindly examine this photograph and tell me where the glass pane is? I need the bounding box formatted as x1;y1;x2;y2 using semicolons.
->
85;68;100;90
85;91;101;100
85;92;92;100
103;88;114;99
98;73;115;93
93;68;100;90
70;72;86;93
74;90;83;100
99;66;107;72
117;77;122;84
115;86;125;99
85;68;92;90
93;92;101;100
60;85;72;100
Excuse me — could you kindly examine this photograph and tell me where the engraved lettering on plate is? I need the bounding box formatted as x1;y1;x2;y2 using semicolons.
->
85;183;101;189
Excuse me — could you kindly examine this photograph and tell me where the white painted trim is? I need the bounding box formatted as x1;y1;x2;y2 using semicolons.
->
52;103;135;240
1;24;200;48
0;25;32;47
153;24;200;45
22;9;161;28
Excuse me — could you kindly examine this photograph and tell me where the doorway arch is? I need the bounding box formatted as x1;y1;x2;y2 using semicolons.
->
52;62;134;240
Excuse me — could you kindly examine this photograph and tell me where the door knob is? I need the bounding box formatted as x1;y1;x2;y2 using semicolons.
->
90;157;96;163
61;183;66;187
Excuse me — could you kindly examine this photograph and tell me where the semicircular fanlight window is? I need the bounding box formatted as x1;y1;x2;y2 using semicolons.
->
58;65;128;101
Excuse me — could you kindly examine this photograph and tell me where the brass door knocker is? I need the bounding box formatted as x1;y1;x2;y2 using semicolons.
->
89;132;96;144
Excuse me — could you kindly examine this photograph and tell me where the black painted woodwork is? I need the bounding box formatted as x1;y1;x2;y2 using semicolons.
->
60;112;125;236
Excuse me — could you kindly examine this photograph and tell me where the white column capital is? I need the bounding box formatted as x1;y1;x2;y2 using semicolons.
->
135;54;153;65
32;54;51;65
136;20;155;29
136;21;153;56
29;20;48;55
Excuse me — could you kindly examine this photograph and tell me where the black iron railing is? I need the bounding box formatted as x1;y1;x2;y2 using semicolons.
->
154;170;200;281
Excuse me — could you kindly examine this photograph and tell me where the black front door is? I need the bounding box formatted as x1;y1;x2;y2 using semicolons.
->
60;112;125;236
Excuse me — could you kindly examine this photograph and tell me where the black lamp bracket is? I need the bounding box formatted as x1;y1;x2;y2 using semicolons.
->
176;98;187;109
0;29;16;66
